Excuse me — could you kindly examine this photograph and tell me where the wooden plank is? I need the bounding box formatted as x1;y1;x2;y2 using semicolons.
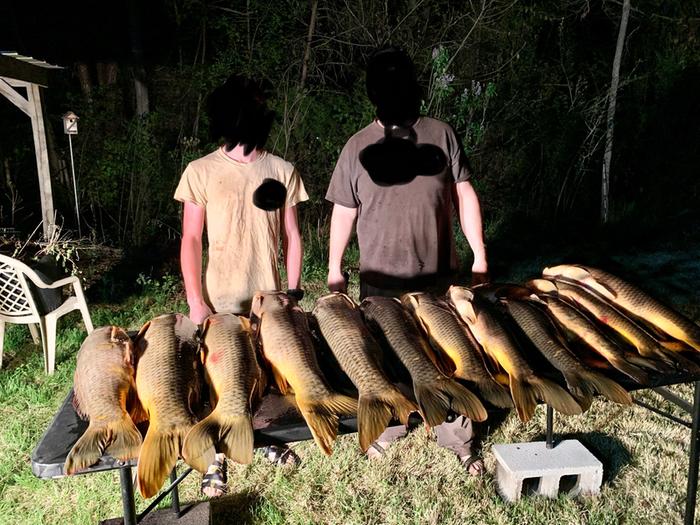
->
0;77;30;116
0;54;52;87
27;84;56;238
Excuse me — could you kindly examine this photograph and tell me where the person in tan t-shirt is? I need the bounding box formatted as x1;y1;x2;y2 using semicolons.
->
175;75;308;497
325;47;489;475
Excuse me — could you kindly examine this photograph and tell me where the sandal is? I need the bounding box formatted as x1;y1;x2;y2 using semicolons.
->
459;454;485;477
365;441;386;461
258;445;300;466
201;453;227;498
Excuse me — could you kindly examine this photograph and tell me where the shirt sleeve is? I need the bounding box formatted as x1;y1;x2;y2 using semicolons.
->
447;126;472;183
174;164;207;206
285;167;309;207
325;141;360;208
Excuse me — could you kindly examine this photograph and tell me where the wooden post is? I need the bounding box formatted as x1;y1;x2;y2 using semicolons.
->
27;84;56;239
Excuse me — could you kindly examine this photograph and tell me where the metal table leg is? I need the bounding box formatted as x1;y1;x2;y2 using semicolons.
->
170;468;181;518
119;466;137;525
546;405;554;449
685;381;700;525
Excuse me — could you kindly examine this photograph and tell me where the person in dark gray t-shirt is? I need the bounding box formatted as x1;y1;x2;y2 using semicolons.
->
324;46;490;475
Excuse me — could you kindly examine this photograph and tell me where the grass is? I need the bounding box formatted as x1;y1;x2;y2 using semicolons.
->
1;249;699;524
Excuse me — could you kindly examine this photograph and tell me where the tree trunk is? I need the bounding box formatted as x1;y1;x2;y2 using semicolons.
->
601;0;631;224
76;62;92;100
300;0;319;90
128;0;149;115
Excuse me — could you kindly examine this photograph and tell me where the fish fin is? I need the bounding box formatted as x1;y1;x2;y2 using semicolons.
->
509;377;538;422
529;376;583;416
270;364;291;395
423;340;457;377
608;356;651;384
659;340;689;352
104;415;144;460
127;385;149;425
137;425;187;499
296;394;357;455
662;349;700;375
183;411;254;466
239;316;252;333
477;378;513;408
72;390;87;420
356;389;417;452
135;319;152;341
625;352;670;373
415;379;487;427
580;370;632;405
65;415;142;475
561;372;593;411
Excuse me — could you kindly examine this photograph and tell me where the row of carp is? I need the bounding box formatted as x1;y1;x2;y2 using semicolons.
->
64;264;700;499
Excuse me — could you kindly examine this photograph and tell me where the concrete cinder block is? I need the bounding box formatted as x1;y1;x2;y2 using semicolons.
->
492;440;603;503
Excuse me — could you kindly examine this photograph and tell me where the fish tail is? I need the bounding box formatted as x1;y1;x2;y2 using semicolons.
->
561;372;594;412
509;377;538;422
415;379;487;427
477;379;514;409
104;414;143;461
529;376;583;416
183;411;254;466
580;370;632;405
297;394;357;456
137;425;188;499
609;356;651;384
357;389;417;452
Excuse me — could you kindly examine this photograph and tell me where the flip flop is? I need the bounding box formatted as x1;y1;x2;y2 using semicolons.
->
201;454;227;498
365;441;386;461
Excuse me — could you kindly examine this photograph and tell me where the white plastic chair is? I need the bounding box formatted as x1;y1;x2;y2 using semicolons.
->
0;254;94;374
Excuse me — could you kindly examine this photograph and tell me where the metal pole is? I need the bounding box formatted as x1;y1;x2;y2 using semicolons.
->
119;466;137;525
67;134;81;237
546;405;554;449
684;381;700;525
170;467;181;517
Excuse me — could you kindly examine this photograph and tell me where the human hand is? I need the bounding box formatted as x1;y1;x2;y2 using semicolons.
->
470;259;490;287
188;300;213;325
327;269;347;293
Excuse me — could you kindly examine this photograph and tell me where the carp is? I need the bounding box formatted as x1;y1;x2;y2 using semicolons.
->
401;292;512;409
504;299;632;409
361;296;487;426
182;313;265;467
134;313;213;499
526;283;660;383
64;326;143;475
529;278;695;372
448;286;582;422
543;264;700;352
251;291;357;455
312;293;417;452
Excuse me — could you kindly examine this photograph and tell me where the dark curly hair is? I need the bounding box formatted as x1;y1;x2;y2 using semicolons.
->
206;75;275;155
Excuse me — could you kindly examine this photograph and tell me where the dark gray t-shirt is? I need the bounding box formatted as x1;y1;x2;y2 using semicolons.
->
326;117;471;289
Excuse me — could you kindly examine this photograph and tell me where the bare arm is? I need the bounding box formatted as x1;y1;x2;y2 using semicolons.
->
180;201;213;324
454;180;488;276
281;204;303;290
327;203;358;292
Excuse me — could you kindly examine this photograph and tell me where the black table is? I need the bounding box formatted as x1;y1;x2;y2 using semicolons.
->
32;376;700;525
31;390;358;524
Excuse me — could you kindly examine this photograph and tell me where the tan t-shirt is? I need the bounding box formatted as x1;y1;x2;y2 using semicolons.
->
175;148;308;314
326;117;470;289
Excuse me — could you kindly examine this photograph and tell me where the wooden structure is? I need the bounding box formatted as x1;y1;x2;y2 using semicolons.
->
0;52;63;238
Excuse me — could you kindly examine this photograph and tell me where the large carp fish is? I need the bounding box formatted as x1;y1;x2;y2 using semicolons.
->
448;286;582;422
361;296;487;426
134;313;214;499
182;313;265;467
503;299;632;409
401;292;512;409
543;264;700;352
251;291;357;455
312;293;417;452
529;278;698;373
64;326;143;475
526;280;661;383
